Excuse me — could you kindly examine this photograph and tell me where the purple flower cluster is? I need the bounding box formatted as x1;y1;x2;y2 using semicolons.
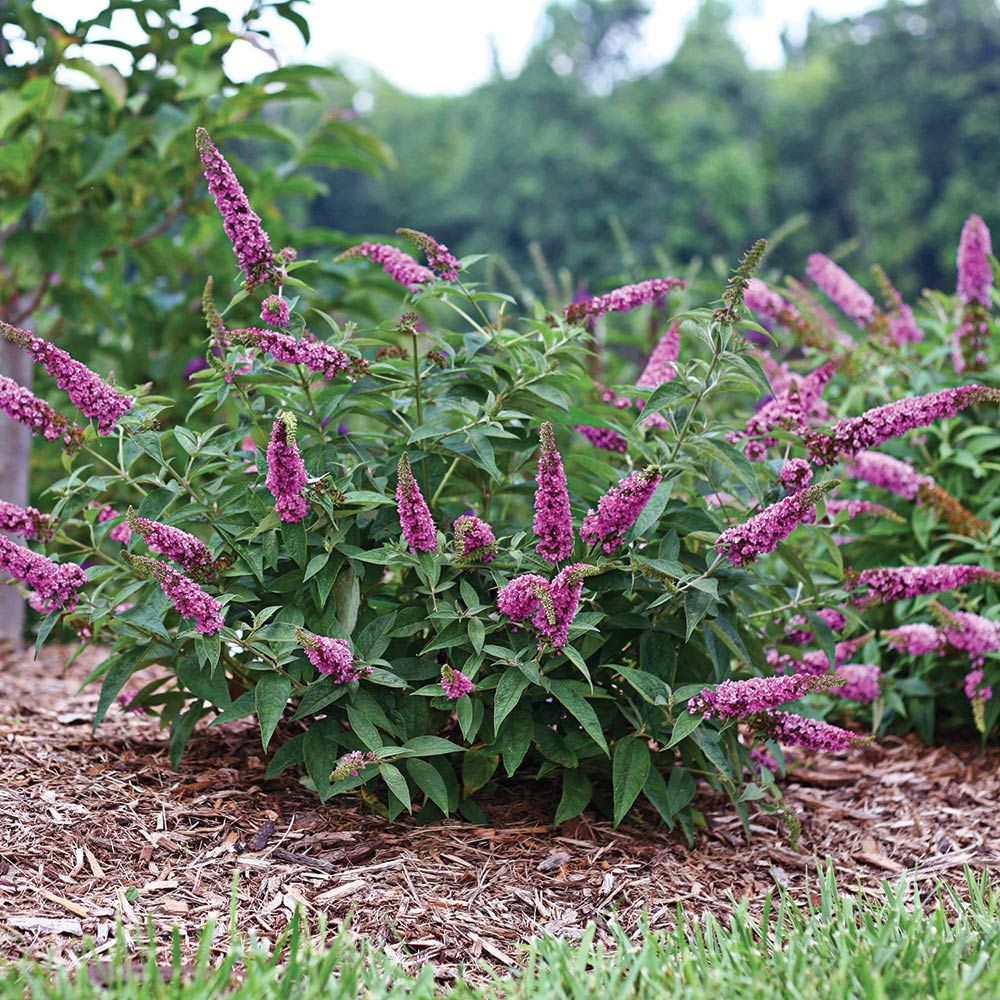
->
129;554;223;634
534;422;574;564
229;328;362;381
0;535;86;613
716;482;835;567
453;515;497;564
784;606;846;644
752;710;858;752
824;498;904;523
397;227;462;281
338;242;435;291
497;564;596;649
836;663;881;703
0;374;83;450
843;450;931;500
744;278;799;329
957;214;993;307
97;505;132;544
769;634;872;678
576;425;628;452
848;564;1000;608
884;623;942;656
128;509;218;581
441;666;476;700
565;277;685;324
297;630;368;683
261;295;290;328
808;385;1000;466
637;321;682;389
195;127;277;289
0;500;55;541
266;414;310;523
728;360;838;461
332;750;378;781
964;667;992;703
1;322;134;434
580;466;662;554
396;453;438;553
806;253;877;327
779;458;813;493
687;674;817;720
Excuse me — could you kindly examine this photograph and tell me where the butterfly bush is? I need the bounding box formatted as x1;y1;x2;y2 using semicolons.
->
16;128;1000;832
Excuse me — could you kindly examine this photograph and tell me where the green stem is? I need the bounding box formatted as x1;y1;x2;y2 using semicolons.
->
431;456;461;505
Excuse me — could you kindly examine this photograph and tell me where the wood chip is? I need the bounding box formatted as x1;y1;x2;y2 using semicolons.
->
9;916;83;936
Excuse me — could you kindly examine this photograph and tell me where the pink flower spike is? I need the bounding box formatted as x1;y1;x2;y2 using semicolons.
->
806;253;877;327
1;322;134;435
752;710;859;752
843;451;931;500
440;665;475;700
964;667;992;703
883;623;942;656
836;663;881;703
779;458;813;493
0;500;56;542
229;327;365;381
687;674;821;720
637;321;682;389
195;127;278;289
0;374;83;451
297;629;368;683
396;453;438;553
0;535;86;613
533;422;574;564
337;242;435;291
716;482;837;568
580;465;662;554
127;508;219;581
128;554;223;634
532;562;598;649
848;564;1000;608
97;504;132;544
576;424;628;453
957;214;993;307
266;413;310;523
497;573;550;626
397;227;462;281
807;385;1000;465
565;277;685;324
453;515;497;564
261;295;290;328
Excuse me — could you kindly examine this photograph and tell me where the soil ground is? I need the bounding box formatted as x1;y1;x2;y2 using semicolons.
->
2;643;998;983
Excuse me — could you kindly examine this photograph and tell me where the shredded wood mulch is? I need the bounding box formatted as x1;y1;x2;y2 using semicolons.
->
2;643;998;981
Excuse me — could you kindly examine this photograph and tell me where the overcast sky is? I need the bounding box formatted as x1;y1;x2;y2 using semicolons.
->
22;0;886;95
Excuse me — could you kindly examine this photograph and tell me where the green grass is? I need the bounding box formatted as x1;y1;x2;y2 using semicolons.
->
4;868;997;999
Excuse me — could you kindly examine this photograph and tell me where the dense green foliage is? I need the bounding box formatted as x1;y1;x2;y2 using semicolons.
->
3;870;998;998
320;0;1000;297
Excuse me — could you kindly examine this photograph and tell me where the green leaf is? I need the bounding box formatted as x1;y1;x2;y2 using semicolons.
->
554;769;592;825
303;725;338;798
333;565;360;634
627;478;673;542
255;674;291;752
379;762;412;812
666;710;703;748
209;690;255;726
493;669;531;733
93;649;144;731
684;589;714;641
462;750;499;795
347;706;383;750
407;759;449;812
614;666;671;706
612;736;651;826
666;766;697;816
282;519;308;569
468;617;486;654
265;733;306;780
401;735;462;756
634;381;690;424
549;680;609;756
169;700;204;770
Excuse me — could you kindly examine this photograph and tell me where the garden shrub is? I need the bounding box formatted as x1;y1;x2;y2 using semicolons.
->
1;132;997;833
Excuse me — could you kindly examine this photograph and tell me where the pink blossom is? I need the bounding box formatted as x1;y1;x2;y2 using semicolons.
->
824;498;904;523
195;127;278;289
0;500;55;541
266;414;310;523
97;505;132;544
117;688;146;715
637;321;682;388
229;327;363;381
535;563;596;649
848;564;1000;608
297;630;368;683
128;508;219;581
576;425;627;452
396;453;437;553
580;466;662;554
836;663;881;703
752;710;859;752
1;322;134;434
0;535;86;613
744;278;799;329
772;635;872;677
806;253;877;326
807;385;1000;465
716;482;836;567
533;422;574;564
0;374;83;450
963;667;992;703
937;609;1000;665
453;515;497;563
565;277;685;324
129;554;223;634
750;747;779;773
957;214;993;307
688;674;817;720
779;458;813;492
883;623;942;656
785;607;846;644
397;227;462;281
261;295;290;328
843;451;931;500
440;666;475;699
338;242;435;291
332;750;377;781
497;573;550;625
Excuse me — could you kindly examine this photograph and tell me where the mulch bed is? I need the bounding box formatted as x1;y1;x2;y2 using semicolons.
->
2;643;998;981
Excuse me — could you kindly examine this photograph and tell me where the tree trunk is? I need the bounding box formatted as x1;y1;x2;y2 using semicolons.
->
0;339;31;645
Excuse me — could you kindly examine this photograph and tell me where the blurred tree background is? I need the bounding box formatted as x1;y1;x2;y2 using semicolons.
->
312;0;1000;297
